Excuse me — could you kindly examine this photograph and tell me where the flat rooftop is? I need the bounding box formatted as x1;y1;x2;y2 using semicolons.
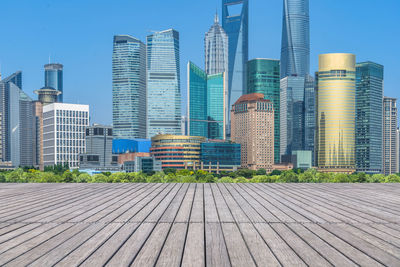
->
0;183;399;266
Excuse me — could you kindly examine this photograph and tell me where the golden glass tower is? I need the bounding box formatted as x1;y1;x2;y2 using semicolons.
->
316;53;356;172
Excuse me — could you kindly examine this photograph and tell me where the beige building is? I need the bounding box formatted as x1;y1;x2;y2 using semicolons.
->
231;93;274;171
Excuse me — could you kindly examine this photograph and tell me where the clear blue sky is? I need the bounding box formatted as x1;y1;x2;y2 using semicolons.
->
1;0;399;125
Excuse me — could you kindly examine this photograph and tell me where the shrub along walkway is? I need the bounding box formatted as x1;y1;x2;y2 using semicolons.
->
0;183;399;266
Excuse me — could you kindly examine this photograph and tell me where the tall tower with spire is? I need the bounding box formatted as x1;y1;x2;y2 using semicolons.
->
205;12;228;75
205;11;229;136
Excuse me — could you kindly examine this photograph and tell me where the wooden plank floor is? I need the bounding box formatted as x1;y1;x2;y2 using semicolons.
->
0;183;399;266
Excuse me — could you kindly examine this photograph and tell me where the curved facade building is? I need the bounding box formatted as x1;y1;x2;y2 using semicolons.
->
316;53;356;172
280;0;310;78
150;135;206;169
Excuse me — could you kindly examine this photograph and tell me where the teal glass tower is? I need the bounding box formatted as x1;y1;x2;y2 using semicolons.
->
44;63;63;102
356;62;383;174
188;62;226;140
112;35;146;139
247;59;280;163
147;29;181;138
222;0;248;136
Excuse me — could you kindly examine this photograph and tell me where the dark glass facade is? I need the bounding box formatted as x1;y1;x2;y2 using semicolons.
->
247;59;280;163
355;62;383;174
200;142;241;166
44;64;63;102
222;0;248;136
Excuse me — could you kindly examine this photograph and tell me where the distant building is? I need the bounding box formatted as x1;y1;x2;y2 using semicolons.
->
151;135;206;170
231;93;274;171
79;124;119;172
355;62;384;174
147;29;181;138
112;139;151;154
118;152;151;165
280;76;306;157
383;97;398;175
304;76;316;165
247;59;280;163
187;61;226;140
281;0;310;78
200;141;241;173
33;86;62;170
222;0;248;136
44;63;63;102
43;103;89;169
112;35;146;139
123;157;162;173
0;71;35;167
316;53;356;173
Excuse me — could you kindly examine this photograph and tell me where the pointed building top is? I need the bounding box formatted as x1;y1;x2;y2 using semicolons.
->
214;10;219;24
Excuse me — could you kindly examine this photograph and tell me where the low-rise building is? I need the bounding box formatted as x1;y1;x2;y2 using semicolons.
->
123;157;162;173
151;135;206;170
79;124;120;172
200;140;241;173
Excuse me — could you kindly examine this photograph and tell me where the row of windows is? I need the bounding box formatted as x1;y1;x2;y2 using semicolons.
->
57;118;88;125
56;110;88;118
57;125;85;132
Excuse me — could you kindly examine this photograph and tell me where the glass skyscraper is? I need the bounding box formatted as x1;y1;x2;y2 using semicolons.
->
112;35;146;139
280;0;310;78
0;71;35;167
383;97;398;175
222;0;248;136
247;59;280;163
205;13;228;75
188;62;226;140
356;62;384;174
280;76;306;157
44;63;63;102
304;75;316;164
147;29;181;138
316;54;356;172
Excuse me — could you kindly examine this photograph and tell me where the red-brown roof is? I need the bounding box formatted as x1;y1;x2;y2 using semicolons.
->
234;93;271;105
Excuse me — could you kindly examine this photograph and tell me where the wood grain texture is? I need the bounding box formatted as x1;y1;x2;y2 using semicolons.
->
0;183;398;266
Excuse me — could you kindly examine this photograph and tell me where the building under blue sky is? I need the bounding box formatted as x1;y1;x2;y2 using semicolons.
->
0;0;399;125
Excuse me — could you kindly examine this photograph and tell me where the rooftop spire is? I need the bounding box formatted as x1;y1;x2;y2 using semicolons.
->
214;9;219;24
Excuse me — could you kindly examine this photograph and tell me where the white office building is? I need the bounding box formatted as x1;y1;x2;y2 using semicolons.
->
43;103;89;169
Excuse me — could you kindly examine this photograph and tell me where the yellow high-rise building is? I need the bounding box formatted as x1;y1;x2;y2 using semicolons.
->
316;53;356;173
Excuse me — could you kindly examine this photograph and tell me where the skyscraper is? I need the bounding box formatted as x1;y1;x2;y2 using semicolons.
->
280;0;310;78
316;53;356;172
222;0;248;135
0;71;35;167
112;35;147;139
356;62;384;174
187;62;226;140
383;97;398;175
304;75;316;164
205;13;229;75
231;93;274;171
44;63;63;102
147;29;181;138
247;58;280;163
280;76;306;157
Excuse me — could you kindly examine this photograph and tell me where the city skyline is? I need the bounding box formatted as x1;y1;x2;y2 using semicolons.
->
1;0;399;125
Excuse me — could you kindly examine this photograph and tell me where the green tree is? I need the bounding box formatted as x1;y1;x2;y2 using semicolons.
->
367;174;385;183
256;169;267;175
384;174;400;183
217;177;234;183
277;170;298;183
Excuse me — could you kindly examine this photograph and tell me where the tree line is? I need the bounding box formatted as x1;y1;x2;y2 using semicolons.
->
1;165;400;183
